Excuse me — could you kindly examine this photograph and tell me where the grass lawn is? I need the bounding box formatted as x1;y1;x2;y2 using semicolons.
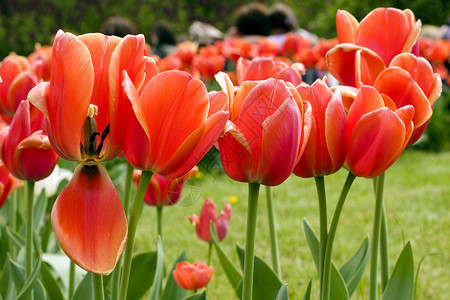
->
134;150;450;299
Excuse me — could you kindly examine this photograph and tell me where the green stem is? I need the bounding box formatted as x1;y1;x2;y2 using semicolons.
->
380;203;390;291
9;190;18;258
123;163;134;218
119;171;153;300
242;182;260;300
92;273;105;300
369;172;386;300
207;242;213;266
68;260;76;300
322;172;356;300
265;186;281;279
314;176;328;300
25;181;35;278
157;206;163;240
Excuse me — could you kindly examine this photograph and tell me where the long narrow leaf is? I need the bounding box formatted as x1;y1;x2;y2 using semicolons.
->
149;236;164;300
40;262;65;300
72;273;93;300
382;242;414;300
303;279;312;300
339;237;370;296
15;256;42;300
276;284;289;300
126;251;157;300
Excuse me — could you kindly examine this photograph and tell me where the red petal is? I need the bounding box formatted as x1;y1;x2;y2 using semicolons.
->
336;10;359;43
51;162;127;275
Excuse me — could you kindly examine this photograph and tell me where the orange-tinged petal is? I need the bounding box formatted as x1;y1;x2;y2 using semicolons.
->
236;57;251;85
48;30;94;161
208;91;229;117
336;10;359;43
28;82;50;120
51;162;127;275
374;67;431;127
347;108;406;178
232;80;260;122
6;71;39;116
331;85;358;111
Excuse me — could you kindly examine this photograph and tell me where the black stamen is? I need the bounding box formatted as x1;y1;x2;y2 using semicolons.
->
90;132;100;143
101;124;110;142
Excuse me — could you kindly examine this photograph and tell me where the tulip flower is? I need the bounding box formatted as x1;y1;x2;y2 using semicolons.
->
134;166;198;207
294;79;347;178
0;100;58;182
192;46;226;82
346;85;414;178
189;197;232;243
0;161;22;209
215;72;311;186
0;53;40;116
122;70;229;178
173;261;214;290
28;44;52;81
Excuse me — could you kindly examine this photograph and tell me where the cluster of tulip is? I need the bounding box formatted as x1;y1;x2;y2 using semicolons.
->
0;6;443;300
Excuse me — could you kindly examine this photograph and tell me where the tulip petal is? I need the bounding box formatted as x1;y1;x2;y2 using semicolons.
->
336;10;359;43
208;91;229;117
215;71;235;110
51;162;127;275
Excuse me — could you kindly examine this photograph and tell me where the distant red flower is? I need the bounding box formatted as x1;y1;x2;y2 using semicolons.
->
173;261;214;290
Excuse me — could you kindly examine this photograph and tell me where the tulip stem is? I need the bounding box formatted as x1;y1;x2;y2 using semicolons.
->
92;273;105;300
119;170;153;300
123;163;134;218
25;181;35;279
322;172;356;300
9;190;18;258
380;203;390;291
369;172;386;300
314;176;328;300
157;206;163;240
266;186;281;279
68;260;76;299
242;182;260;300
207;242;213;266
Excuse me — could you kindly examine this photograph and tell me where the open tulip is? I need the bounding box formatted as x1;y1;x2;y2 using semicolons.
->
189;197;232;243
346;85;414;178
51;161;127;275
122;70;229;178
0;100;58;181
133;166;198;207
173;261;214;290
215;72;312;186
294;79;347;177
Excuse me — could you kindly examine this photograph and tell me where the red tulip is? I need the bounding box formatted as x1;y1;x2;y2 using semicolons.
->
346;86;414;178
28;29;154;162
133;166;198;206
189;197;232;243
0;53;40;116
28;44;52;81
294;79;347;177
192;47;226;82
173;261;214;290
122;70;229;178
0;161;23;209
51;161;127;275
0;100;58;181
215;72;312;186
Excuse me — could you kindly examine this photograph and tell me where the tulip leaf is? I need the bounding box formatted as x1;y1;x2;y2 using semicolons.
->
210;223;242;296
14;256;42;300
33;189;48;232
235;244;282;300
183;290;207;300
276;284;289;300
5;227;24;249
126;251;158;300
149;236;164;300
302;279;312;300
0;227;10;269
72;273;93;300
339;237;370;296
0;258;15;299
303;219;349;300
161;250;188;300
382;242;414;300
40;262;65;300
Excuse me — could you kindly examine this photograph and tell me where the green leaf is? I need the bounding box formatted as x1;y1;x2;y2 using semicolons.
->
149;236;164;300
302;219;349;300
339;237;370;296
40;262;65;300
161;250;188;300
0;227;10;269
15;256;42;300
235;244;282;300
414;252;439;299
72;273;93;300
0;258;15;299
276;284;288;300
382;242;414;300
210;223;242;296
183;290;207;300
9;258;26;293
33;189;48;232
302;279;312;300
126;251;157;300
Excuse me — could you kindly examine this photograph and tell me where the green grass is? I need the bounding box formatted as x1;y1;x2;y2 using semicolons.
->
134;150;450;299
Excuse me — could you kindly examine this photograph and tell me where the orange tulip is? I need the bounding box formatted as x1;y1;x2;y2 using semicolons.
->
0;161;23;209
173;261;214;290
28;29;154;162
133;166;198;206
346;86;414;178
28;44;52;81
215;72;311;186
51;161;127;275
192;47;226;82
294;79;347;177
122;70;229;178
0;100;58;181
